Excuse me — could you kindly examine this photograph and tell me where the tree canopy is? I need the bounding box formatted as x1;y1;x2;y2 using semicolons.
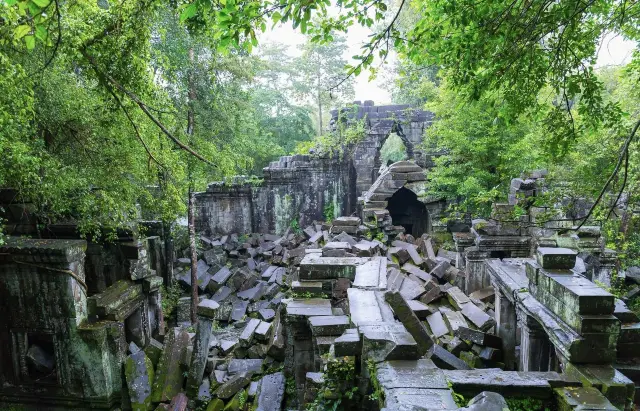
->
1;0;639;248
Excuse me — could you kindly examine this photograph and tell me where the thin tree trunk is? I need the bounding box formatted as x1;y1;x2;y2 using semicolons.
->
316;67;323;135
187;47;198;325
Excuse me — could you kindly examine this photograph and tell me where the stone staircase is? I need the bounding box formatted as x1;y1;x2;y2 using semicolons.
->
360;160;426;236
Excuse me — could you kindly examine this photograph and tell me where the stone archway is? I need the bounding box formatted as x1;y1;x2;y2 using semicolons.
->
360;161;431;236
331;102;433;197
386;186;429;237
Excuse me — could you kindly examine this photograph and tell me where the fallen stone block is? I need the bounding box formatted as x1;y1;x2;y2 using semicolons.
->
186;313;215;397
402;262;433;283
445;286;471;310
458;391;508;410
385;290;434;354
125;351;154;411
441;309;468;333
407;299;434;319
361;322;420;362
426;311;450;338
220;338;238;355
308;315;351;336
469;287;495;303
347;288;394;326
256;372;286;411
429;345;471;370
228;358;263;375
398;275;426;300
214;371;253;399
353;257;387;290
151;328;190;402
254;321;272;341
197;299;220;318
461;303;495;331
335;329;361;357
455;327;502;349
230;299;249;322
239;318;261;346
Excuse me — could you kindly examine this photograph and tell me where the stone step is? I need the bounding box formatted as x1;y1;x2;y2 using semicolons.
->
308;315;351;336
360;322;421;362
347;288;395;326
291;280;323;295
443;370;580;399
284;298;333;320
334;329;361;357
353;257;387;290
299;255;366;280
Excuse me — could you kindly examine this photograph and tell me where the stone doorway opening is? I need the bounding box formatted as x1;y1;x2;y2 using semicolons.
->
380;133;408;167
386;187;429;237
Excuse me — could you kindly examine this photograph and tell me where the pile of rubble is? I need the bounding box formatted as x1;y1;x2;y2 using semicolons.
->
384;238;503;370
124;217;412;410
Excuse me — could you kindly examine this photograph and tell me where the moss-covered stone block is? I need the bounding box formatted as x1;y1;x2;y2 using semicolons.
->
125;351;155;411
206;398;224;411
554;387;617;411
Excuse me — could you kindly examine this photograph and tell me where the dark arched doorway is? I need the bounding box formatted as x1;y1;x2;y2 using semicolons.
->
386;187;429;237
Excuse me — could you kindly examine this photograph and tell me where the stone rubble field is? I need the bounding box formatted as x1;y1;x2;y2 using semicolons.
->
122;216;630;411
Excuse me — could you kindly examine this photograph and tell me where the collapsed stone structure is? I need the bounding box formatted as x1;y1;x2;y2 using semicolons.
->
194;101;438;236
1;101;640;411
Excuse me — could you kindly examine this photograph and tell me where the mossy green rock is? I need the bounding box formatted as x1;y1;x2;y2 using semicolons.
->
224;389;247;411
124;351;155;411
206;398;224;411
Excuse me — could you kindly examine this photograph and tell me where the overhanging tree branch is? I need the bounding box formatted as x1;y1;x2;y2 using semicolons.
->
80;48;215;167
575;117;640;229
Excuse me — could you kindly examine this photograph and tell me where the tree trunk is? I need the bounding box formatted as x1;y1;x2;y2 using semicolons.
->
187;47;198;325
316;67;323;135
188;189;198;324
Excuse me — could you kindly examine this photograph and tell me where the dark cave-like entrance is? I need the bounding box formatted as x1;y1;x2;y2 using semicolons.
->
386;187;429;237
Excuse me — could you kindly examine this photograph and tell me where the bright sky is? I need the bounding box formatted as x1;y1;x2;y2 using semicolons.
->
259;22;637;106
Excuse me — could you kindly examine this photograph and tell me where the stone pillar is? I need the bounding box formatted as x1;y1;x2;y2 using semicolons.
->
186;300;219;397
464;246;490;295
494;289;517;370
517;309;551;372
453;232;475;270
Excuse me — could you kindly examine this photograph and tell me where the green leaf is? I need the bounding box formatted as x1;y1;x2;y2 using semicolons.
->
31;0;50;8
35;25;47;41
14;25;31;40
180;4;197;22
25;35;35;50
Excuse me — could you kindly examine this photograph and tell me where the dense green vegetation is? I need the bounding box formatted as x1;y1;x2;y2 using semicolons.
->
1;0;639;256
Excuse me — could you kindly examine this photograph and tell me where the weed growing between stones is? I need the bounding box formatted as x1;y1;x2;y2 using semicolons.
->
290;218;301;234
307;356;358;411
366;359;384;408
161;282;183;321
448;385;553;411
323;203;336;222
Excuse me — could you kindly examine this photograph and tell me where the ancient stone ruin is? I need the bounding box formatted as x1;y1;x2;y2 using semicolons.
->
1;101;639;410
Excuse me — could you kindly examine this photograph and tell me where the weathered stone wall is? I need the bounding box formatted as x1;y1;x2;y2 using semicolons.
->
194;183;254;236
195;154;356;236
253;155;355;234
0;238;126;409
